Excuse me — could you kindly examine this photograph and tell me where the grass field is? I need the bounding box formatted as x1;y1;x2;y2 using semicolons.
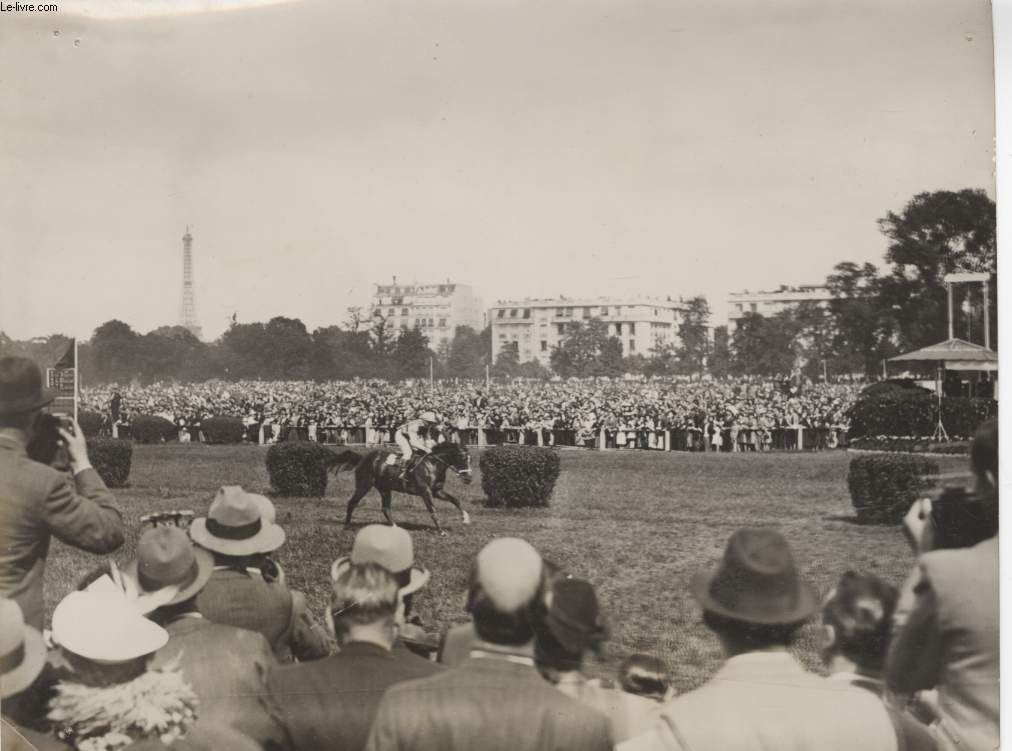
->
43;444;965;693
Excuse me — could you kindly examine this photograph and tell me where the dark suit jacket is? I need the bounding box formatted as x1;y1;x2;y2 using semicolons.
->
2;717;70;751
365;653;613;751
195;568;332;662
261;641;444;751
149;615;275;730
0;438;124;629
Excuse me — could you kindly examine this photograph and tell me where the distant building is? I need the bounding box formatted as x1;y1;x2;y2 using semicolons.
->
489;296;689;368
368;279;484;349
726;284;833;334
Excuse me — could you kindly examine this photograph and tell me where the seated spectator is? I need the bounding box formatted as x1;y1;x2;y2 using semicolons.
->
260;561;444;751
821;571;935;749
887;420;998;751
621;527;913;751
332;525;438;660
535;577;658;742
0;598;67;750
618;655;673;703
124;525;277;731
366;538;612;751
190;486;331;661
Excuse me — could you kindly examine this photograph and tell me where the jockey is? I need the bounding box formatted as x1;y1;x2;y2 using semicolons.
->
393;410;439;478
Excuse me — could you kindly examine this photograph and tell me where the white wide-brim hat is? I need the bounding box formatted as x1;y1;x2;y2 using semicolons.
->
0;599;47;699
52;590;168;664
190;486;286;557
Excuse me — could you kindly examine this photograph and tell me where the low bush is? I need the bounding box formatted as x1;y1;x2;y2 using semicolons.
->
77;411;105;437
847;453;938;524
200;416;246;444
86;438;133;488
266;441;332;497
847;392;996;440
130;415;178;444
480;446;560;508
848;436;970;455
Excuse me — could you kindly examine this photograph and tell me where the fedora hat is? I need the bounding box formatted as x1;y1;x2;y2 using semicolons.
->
0;357;53;415
0;598;47;699
545;578;608;654
125;526;214;610
190;486;286;557
691;527;817;625
331;525;430;596
52;590;168;663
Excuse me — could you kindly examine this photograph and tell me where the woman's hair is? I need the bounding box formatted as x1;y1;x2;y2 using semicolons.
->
330;562;400;633
821;571;897;672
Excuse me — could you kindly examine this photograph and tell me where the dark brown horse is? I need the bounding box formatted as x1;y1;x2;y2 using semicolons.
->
328;442;473;535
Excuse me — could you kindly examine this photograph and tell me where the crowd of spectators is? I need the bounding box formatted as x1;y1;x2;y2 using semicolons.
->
81;377;861;449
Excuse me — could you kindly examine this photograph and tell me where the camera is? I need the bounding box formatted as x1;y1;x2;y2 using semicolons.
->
26;413;72;466
928;483;997;551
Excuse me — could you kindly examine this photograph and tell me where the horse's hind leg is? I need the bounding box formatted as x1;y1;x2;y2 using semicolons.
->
379;488;396;527
433;488;470;525
343;482;372;529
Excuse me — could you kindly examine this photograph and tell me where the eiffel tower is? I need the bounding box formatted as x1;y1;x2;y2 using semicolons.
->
179;227;203;339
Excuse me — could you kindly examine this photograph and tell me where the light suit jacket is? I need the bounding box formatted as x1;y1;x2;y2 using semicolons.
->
620;651;904;751
0;438;124;629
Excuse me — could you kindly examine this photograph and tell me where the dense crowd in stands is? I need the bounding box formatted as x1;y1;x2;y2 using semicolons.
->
81;378;860;444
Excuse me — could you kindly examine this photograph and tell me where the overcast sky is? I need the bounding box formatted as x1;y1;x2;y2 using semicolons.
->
0;0;995;340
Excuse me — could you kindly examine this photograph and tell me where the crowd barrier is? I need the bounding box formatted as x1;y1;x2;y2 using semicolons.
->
232;423;847;452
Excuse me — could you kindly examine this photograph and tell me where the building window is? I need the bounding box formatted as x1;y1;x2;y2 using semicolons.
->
583;307;592;319
541;340;548;351
600;306;609;316
614;306;621;316
523;308;531;319
401;308;408;316
736;303;743;312
438;318;446;327
629;340;636;352
497;309;505;318
615;323;622;335
387;308;395;317
557;323;565;335
509;309;518;318
750;303;758;313
499;334;507;340
628;323;636;335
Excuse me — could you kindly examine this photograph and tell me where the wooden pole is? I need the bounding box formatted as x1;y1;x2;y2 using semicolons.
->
947;282;954;340
984;279;991;350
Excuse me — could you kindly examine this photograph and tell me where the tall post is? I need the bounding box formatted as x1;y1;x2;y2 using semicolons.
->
983;279;991;350
946;282;954;340
485;363;490;388
881;359;887;380
73;338;79;424
429;356;434;389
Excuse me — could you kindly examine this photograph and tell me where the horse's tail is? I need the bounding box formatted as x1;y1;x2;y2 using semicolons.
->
325;449;362;475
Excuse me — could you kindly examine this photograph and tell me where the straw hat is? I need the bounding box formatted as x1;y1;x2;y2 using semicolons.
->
125;526;214;610
331;525;430;596
52;590;168;663
0;598;47;699
190;486;286;557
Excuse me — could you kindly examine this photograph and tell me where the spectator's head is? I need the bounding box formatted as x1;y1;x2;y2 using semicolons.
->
971;418;998;495
190;486;285;566
0;356;53;435
692;528;817;654
820;571;897;675
326;561;401;648
467;538;544;647
0;598;47;708
332;524;430;618
619;654;672;702
125;526;214;623
52;589;168;687
535;577;608;674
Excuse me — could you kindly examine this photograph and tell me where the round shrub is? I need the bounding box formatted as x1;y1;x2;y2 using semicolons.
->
479;445;560;508
201;416;246;444
77;411;105;437
847;453;938;524
86;438;133;488
130;415;178;444
266;442;332;497
847;391;996;440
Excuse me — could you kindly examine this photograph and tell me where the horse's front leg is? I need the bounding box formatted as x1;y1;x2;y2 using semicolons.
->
419;488;445;536
433;487;470;525
379;487;397;527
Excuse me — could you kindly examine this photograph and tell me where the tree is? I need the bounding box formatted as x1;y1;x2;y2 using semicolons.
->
675;296;711;374
729;312;801;377
709;326;730;377
491;342;520;378
391;327;431;380
263;317;314;379
549;320;624;377
516;359;551;380
92;320;140;383
877;189;996;350
446;326;488;378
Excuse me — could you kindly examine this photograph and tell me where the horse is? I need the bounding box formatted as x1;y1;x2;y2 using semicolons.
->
328;441;473;535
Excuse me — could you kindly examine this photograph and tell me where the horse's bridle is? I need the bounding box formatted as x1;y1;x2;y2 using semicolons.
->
422;448;472;479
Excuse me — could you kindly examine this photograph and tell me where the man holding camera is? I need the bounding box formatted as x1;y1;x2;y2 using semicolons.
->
0;356;125;629
887;419;998;751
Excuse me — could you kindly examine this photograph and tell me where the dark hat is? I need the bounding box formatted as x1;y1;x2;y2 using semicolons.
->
125;526;214;610
0;357;53;415
545;577;608;653
691;528;817;625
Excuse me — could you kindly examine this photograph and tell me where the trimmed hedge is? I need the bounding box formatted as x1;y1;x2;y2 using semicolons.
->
201;416;245;444
130;415;178;444
848;436;970;455
847;453;938;524
480;446;560;508
847;391;996;440
78;411;105;437
266;441;332;497
87;438;133;488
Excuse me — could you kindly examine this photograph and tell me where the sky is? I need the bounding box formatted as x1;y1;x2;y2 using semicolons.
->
0;0;996;341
